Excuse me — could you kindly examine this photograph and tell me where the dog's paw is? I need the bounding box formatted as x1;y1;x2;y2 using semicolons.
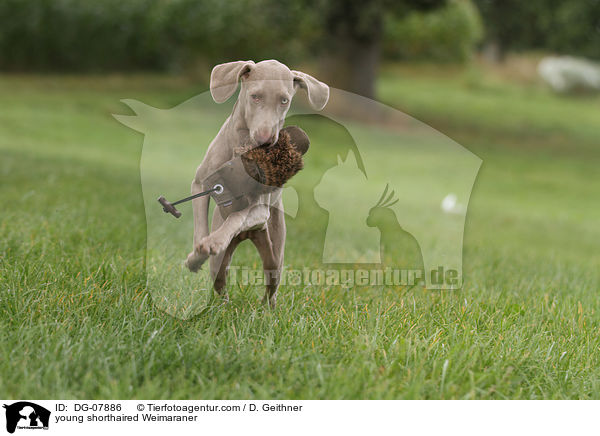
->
261;293;277;309
197;235;227;256
185;251;207;272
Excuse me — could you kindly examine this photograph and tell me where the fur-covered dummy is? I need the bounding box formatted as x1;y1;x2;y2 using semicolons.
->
236;125;309;187
202;126;310;214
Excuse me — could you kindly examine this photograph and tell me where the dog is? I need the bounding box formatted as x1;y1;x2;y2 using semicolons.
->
184;60;329;307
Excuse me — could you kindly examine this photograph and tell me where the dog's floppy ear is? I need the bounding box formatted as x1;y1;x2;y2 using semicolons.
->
292;70;329;111
210;60;255;103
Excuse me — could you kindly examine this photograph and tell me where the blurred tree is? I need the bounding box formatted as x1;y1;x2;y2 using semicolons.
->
544;1;600;60
383;0;482;63
474;0;600;61
0;0;172;71
164;0;313;69
314;0;447;98
473;0;542;61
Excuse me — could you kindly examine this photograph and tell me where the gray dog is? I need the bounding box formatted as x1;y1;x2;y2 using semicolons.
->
185;60;329;307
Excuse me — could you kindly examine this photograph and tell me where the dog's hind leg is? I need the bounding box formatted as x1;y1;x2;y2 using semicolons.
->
250;207;286;308
210;237;241;303
208;207;236;302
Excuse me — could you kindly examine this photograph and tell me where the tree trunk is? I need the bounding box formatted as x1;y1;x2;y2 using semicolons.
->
317;0;383;100
481;39;505;63
321;35;380;100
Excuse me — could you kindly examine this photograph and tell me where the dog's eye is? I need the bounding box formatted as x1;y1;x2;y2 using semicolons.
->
281;97;289;105
251;94;260;102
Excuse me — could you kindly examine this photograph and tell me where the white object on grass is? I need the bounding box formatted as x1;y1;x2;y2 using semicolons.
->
538;56;600;93
441;193;465;214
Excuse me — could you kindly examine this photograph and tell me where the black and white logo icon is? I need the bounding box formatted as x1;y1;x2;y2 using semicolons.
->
3;402;50;434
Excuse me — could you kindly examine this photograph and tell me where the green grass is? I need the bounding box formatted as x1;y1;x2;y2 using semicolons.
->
1;68;599;399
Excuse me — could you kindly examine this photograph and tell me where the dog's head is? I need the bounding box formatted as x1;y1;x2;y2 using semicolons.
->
210;59;329;146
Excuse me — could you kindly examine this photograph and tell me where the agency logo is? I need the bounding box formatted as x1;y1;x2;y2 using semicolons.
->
3;402;50;434
115;84;481;318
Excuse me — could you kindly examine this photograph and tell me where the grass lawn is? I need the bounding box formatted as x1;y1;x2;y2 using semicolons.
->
1;66;599;399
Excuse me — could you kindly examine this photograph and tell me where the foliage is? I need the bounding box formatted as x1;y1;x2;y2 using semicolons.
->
383;0;483;62
0;0;310;72
316;0;449;44
474;0;600;60
163;0;314;68
0;0;172;71
1;0;599;71
0;0;473;73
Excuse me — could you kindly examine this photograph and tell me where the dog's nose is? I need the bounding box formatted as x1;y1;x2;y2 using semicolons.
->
254;128;274;145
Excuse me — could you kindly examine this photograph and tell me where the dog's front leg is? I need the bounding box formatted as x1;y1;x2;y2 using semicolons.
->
197;205;270;257
185;178;211;272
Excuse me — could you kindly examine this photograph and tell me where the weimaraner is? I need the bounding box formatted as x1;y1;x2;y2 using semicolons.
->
184;60;329;307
